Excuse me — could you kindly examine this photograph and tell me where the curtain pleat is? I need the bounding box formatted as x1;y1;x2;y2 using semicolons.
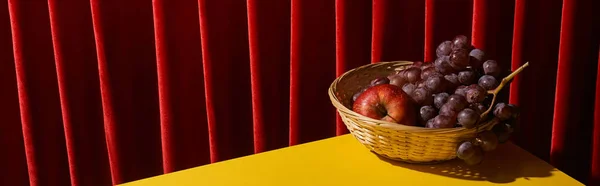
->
371;0;424;62
289;0;336;145
7;0;71;185
0;1;28;186
152;0;210;174
509;0;563;162
1;0;600;185
48;0;111;185
334;0;371;135
90;0;163;183
551;0;598;183
593;51;600;186
246;0;291;153
197;0;254;162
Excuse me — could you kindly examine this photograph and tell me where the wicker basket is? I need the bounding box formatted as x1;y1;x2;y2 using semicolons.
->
328;61;498;164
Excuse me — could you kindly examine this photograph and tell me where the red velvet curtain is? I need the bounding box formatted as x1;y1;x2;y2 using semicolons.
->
1;0;599;185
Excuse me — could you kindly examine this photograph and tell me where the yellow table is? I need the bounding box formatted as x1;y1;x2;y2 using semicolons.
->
120;134;583;186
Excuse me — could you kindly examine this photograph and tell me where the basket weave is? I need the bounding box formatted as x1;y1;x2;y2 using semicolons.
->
328;61;498;164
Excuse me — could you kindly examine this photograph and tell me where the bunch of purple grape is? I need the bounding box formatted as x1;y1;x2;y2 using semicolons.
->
382;35;512;129
456;102;519;165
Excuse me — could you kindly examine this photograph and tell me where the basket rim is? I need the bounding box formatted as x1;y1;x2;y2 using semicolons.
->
328;60;494;134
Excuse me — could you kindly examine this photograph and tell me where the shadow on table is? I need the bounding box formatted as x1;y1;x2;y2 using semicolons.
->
372;143;556;183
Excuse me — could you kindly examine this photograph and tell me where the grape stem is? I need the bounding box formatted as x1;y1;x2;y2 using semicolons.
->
480;62;530;121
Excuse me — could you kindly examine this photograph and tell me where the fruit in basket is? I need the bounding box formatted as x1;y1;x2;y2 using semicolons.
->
420;106;437;124
439;103;458;119
492;122;514;143
434;56;454;74
427;115;456;128
402;83;416;95
454;85;468;96
465;85;486;103
449;48;470;70
388;74;408;87
421;66;441;80
444;73;460;90
352;84;417;125
458;69;477;85
436;41;453;57
478;75;498;90
370;77;390;86
469;49;485;67
452;35;469;50
404;67;422;83
457;108;479;129
434;93;449;109
483;60;500;77
352;87;368;101
447;94;467;109
411;87;433;106
424;76;445;94
469;103;486;115
493;103;514;121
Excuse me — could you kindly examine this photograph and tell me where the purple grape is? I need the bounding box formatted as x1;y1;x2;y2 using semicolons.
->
478;75;498;90
493;103;514;121
428;115;456;128
492;123;514;143
457;108;479;129
452;35;469;50
411;61;424;68
483;60;501;77
464;147;484;165
421;66;442;80
469;103;487;115
478;130;499;152
402;83;416;95
436;40;453;57
447;94;467;110
404;67;422;83
434;93;449;109
421;62;434;70
454;85;468;96
420;106;437;123
469;48;485;67
444;73;460;91
458;69;477;85
426;118;435;127
388;74;407;87
508;104;520;119
434;56;454;74
465;85;487;103
370;77;390;86
425;76;446;93
412;87;433;106
449;48;470;70
439;103;458;118
457;141;476;160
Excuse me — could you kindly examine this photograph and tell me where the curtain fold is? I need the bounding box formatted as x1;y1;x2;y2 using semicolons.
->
1;0;599;185
153;0;210;174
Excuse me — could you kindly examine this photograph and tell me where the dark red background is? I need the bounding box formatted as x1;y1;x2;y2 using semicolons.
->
1;0;599;185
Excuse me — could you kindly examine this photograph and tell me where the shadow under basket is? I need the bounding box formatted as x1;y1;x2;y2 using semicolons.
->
328;61;496;164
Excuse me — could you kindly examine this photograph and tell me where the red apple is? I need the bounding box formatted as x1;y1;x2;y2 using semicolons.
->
352;84;417;126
